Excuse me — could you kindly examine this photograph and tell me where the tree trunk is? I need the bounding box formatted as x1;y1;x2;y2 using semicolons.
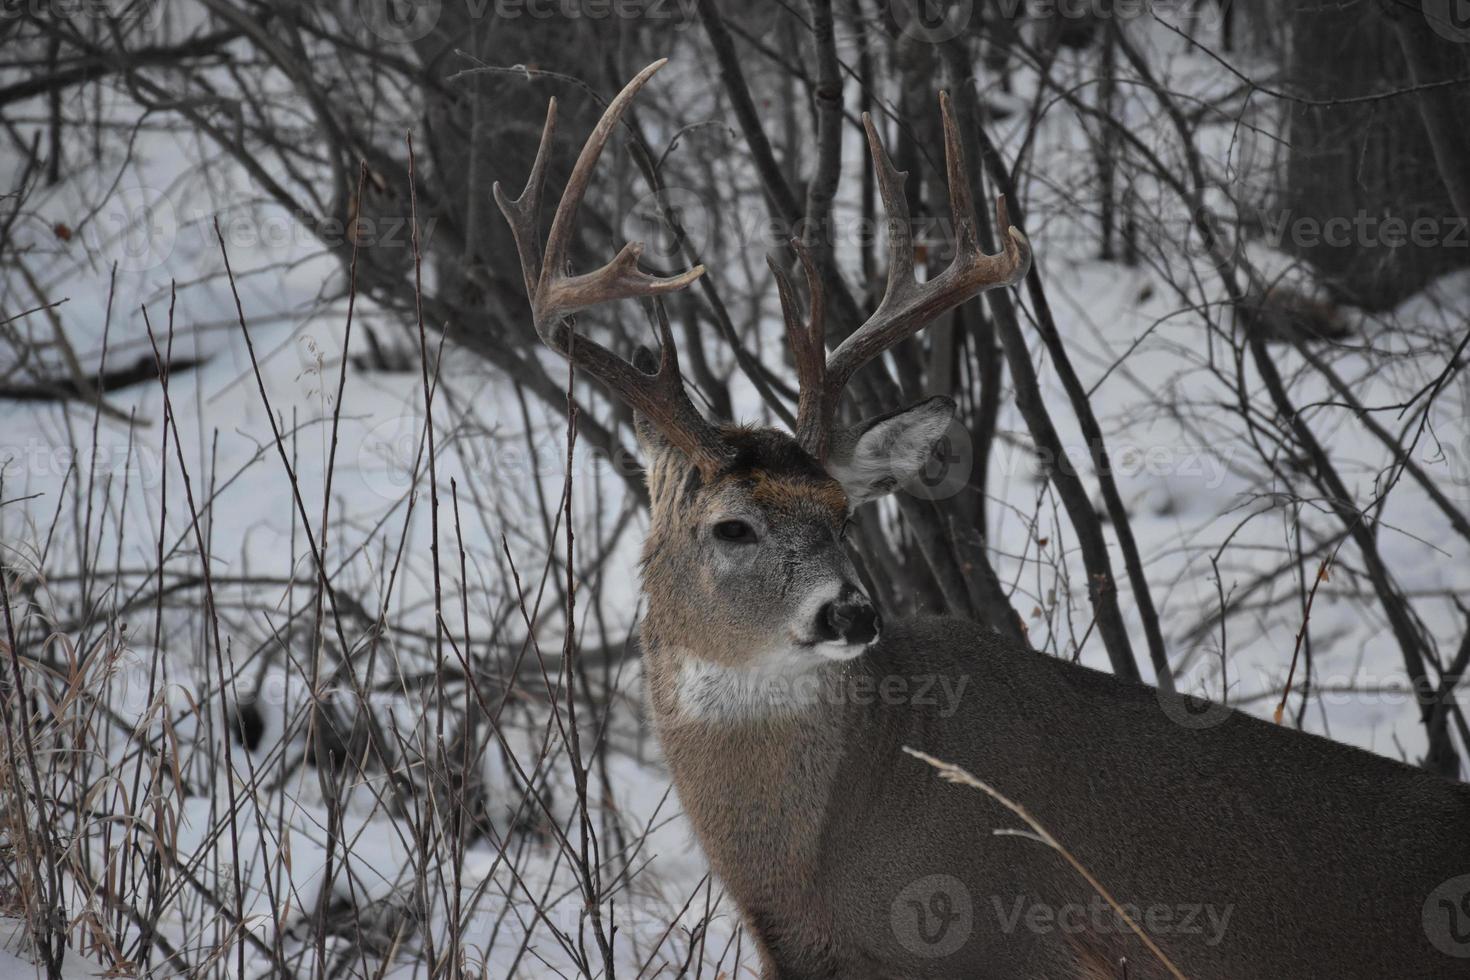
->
1283;3;1470;311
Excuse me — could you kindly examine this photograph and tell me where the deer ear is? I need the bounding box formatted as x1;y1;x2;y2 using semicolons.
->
827;396;956;507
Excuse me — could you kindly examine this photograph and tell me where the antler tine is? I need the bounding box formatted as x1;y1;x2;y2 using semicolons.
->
795;100;1030;461
493;59;732;474
939;91;979;260
493;98;558;300
862;111;916;297
536;60;706;327
767;240;828;453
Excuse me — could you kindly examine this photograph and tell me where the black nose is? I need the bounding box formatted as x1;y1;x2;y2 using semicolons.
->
816;590;880;645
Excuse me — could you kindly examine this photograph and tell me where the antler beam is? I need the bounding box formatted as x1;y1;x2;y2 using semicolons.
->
769;91;1031;462
493;59;733;474
497;63;1029;474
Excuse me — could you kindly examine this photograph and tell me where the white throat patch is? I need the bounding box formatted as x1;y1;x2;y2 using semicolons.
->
674;645;867;723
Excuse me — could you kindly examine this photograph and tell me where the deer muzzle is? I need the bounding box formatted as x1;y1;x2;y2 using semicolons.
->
815;585;881;647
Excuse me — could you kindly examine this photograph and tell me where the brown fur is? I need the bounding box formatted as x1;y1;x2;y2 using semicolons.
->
745;468;848;516
651;707;850;976
639;426;852;669
636;423;1470;980
1066;931;1173;980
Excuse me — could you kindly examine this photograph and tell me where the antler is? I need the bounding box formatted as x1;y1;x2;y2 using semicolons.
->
768;91;1031;462
493;60;733;474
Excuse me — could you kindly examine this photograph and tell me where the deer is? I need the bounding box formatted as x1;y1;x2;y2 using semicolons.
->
495;60;1470;980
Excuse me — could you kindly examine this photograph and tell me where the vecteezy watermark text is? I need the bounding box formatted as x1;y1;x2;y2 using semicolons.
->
992;894;1234;946
3;440;164;488
1259;209;1470;250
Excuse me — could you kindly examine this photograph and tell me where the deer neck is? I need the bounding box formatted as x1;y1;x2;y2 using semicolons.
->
639;613;866;903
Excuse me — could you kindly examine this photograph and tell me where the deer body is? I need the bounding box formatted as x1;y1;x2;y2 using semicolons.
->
496;61;1470;980
643;609;1470;979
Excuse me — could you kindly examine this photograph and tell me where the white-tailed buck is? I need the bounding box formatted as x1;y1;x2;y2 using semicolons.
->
497;61;1470;980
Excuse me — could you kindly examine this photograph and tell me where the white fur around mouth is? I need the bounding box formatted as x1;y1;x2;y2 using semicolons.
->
809;638;875;662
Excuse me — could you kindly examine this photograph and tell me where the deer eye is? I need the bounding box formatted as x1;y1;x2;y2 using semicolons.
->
712;520;757;545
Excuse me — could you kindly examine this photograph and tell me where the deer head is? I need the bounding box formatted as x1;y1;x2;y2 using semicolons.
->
494;60;1029;712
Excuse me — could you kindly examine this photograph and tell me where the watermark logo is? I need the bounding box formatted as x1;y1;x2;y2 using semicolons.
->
2;439;164;489
891;873;973;957
1424;0;1470;43
359;0;441;42
887;0;1233;42
1032;0;1233;30
1424;874;1470;957
1174;197;1247;279
622;186;713;273
1;0;166;29
1258;208;1470;251
356;415;426;500
669;655;974;723
889;0;972;42
905;418;973;502
991;894;1233;946
1109;442;1230;489
1157;684;1234;731
492;0;703;29
212;207;434;254
102;654;168;717
80;185;176;273
989;437;1236;490
1435;415;1470;505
